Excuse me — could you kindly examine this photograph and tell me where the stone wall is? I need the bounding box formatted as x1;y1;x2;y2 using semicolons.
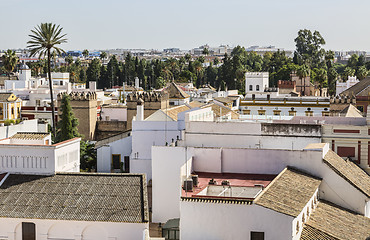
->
95;121;127;141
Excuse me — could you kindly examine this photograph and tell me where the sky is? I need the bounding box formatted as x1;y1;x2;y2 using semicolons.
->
1;0;370;52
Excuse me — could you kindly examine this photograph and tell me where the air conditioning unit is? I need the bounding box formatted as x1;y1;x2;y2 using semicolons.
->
183;179;193;192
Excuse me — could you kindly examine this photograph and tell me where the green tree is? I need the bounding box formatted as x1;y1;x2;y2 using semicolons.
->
55;94;80;142
202;48;209;56
100;51;107;64
79;69;87;83
82;49;89;58
2;49;19;76
356;66;368;80
294;29;326;67
80;140;96;171
327;67;338;95
106;55;119;87
65;55;73;66
86;58;101;82
347;54;359;69
342;67;355;81
27;23;67;139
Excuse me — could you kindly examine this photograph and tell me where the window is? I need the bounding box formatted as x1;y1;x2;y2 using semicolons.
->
305;111;313;116
289;111;296;116
256;85;260;91
252;94;255;100
273;110;281;116
251;231;264;240
258;110;266;115
105;116;110;121
322;111;330;116
22;222;35;240
249;85;253;91
112;154;121;171
36;100;40;106
267;94;270;101
243;110;251;115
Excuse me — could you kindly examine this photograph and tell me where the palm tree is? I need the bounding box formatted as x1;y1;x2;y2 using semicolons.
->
82;49;89;59
2;49;19;77
27;23;67;139
100;51;107;64
297;64;310;96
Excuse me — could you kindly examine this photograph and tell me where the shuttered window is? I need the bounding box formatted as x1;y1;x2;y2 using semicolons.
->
22;222;35;240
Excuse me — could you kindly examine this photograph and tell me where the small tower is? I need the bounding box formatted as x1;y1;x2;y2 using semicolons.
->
19;61;31;82
57;92;97;140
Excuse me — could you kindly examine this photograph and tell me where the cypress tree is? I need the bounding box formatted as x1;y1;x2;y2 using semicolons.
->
55;94;80;142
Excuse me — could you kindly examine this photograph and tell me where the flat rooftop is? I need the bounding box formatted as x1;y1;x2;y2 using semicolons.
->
182;172;276;201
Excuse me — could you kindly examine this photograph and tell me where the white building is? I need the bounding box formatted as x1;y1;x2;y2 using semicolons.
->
245;72;269;93
0;132;81;174
130;104;213;181
336;76;360;95
0;172;149;240
151;143;370;239
100;104;127;121
96;131;132;173
240;95;330;117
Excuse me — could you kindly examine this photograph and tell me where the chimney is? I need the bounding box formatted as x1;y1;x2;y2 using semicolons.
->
136;98;144;121
89;81;97;91
67;82;72;94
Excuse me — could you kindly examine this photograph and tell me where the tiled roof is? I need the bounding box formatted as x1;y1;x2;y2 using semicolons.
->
214;97;234;104
341;78;370;97
187;101;204;108
300;201;370;240
0;93;17;102
165;82;190;99
254;167;321;217
201;103;239;119
10;132;50;140
163;105;191;121
0;173;148;223
323;150;370;197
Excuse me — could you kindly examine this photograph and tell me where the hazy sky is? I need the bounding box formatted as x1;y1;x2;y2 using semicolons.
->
1;0;369;51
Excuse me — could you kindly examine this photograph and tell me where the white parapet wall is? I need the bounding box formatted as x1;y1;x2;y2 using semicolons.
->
0;119;39;139
0;138;81;175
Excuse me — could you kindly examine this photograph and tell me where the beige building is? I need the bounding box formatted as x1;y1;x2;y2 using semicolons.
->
322;114;370;174
0;93;22;124
126;91;169;129
57;92;97;140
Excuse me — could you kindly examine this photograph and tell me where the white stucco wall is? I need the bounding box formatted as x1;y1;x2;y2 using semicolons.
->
0;138;80;175
0;217;147;240
245;72;269;93
131;121;181;181
183;121;320;150
100;107;127;121
0;119;38;139
96;136;132;173
152;146;192;223
180;201;293;240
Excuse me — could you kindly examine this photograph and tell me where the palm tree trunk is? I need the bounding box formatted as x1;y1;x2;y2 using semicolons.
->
48;49;56;139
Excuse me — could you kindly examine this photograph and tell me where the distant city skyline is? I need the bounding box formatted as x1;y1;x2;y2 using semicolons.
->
2;0;370;52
